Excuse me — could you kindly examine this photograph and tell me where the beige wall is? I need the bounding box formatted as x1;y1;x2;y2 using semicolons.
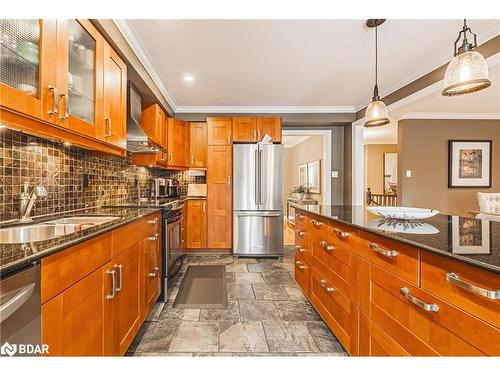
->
364;144;398;194
284;136;325;205
398;119;500;216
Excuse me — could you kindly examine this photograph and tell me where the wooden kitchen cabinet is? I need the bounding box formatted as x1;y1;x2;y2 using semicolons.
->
207;145;232;248
189;122;208;168
232;117;257;142
186;199;208;249
131;152;170;169
0;19;127;156
207;117;232;145
141;233;161;322
167;118;189;168
257;117;282;143
141;103;168;151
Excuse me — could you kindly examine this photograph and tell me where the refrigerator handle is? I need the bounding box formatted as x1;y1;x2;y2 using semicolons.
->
255;149;259;206
259;149;263;205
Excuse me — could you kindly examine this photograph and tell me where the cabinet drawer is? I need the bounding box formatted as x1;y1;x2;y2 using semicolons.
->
112;218;146;257
359;313;410;356
360;261;500;356
357;231;419;286
294;211;308;230
308;215;331;240
41;232;112;303
294;227;310;249
294;243;310;262
143;213;160;236
311;234;352;267
294;253;310;297
310;266;359;355
421;252;500;329
328;220;358;252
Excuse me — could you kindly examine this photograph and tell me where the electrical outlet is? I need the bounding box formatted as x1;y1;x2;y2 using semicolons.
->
406;170;412;178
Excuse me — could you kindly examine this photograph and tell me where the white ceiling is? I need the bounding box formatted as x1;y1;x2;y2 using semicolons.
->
363;55;500;145
119;19;499;112
282;135;313;148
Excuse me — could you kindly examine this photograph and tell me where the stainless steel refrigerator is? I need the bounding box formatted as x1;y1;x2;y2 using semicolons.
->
233;144;283;257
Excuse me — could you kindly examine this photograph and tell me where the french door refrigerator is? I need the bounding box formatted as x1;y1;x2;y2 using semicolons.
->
233;144;283;257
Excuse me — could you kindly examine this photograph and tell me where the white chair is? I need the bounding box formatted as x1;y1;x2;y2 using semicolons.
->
476;192;500;213
475;213;500;222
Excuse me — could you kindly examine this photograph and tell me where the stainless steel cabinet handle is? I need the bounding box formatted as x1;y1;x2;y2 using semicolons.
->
400;287;439;312
294;245;306;253
227;132;231;144
259;149;263;204
319;240;335;252
114;264;123;292
105;118;112;137
59;93;69;120
191;155;194;164
296;230;305;238
227;176;231;185
320;279;335;293
203;202;206;212
148;218;158;224
48;85;58;116
170;154;173;163
0;283;35;323
149;234;159;241
105;269;116;300
148;267;160;277
296;214;304;220
257;129;261;140
370;242;398;258
296;261;305;270
255;149;259;205
333;228;350;238
311;219;323;227
446;273;500;300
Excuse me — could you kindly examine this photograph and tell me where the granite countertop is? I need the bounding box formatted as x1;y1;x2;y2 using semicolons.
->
0;207;161;275
292;204;500;274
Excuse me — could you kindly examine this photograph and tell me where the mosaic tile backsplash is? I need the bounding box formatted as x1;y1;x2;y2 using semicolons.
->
0;129;205;222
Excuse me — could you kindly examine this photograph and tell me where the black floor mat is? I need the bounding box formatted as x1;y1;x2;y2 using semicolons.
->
173;265;228;308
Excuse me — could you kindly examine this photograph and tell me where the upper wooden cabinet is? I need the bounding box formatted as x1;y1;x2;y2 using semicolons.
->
257;117;282;143
141;103;168;151
207;117;232;145
0;19;127;156
232;117;257;142
189;122;208;168
167;118;189;168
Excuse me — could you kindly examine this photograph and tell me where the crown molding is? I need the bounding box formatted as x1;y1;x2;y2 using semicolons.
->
401;112;500;120
354;20;500;112
113;19;179;110
174;105;356;114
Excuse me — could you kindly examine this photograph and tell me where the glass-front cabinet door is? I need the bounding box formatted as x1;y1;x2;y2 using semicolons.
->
57;19;103;137
0;19;57;122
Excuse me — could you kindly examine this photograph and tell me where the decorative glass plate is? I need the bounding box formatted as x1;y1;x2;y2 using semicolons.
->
366;206;439;220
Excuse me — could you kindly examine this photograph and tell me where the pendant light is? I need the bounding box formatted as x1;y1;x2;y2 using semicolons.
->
364;19;390;128
442;19;491;96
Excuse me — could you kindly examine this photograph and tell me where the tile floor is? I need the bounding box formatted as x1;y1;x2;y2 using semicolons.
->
128;246;347;357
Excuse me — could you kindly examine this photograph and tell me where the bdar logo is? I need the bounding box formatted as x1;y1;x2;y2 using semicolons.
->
1;342;17;357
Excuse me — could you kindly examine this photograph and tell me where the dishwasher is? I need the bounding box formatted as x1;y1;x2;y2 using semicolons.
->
0;263;41;356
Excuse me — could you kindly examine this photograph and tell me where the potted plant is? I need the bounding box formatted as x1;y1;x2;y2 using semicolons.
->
292;184;311;200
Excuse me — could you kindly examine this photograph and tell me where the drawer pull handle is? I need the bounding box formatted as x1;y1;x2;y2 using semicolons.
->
400;287;439;312
320;279;335;292
114;264;123;292
311;219;323;227
296;231;305;238
148;267;160;278
370;243;398;258
105;269;116;300
333;228;349;238
446;273;500;300
148;218;158;224
296;214;304;220
295;261;306;270
319;240;335;252
294;245;306;253
149;234;159;241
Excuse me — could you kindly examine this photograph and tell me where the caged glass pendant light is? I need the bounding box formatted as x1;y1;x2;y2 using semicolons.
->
442;19;491;96
364;19;390;128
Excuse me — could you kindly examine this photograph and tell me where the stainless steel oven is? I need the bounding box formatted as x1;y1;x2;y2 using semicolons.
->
162;207;184;302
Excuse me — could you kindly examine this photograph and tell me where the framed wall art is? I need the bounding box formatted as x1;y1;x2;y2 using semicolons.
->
448;140;492;188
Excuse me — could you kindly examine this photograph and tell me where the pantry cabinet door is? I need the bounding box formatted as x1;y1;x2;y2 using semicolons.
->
232;117;257;142
0;19;58;123
190;122;208;168
56;19;104;138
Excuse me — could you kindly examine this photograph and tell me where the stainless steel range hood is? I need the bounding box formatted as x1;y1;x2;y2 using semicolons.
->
127;82;159;153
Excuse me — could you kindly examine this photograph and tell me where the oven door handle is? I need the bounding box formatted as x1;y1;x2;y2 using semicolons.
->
0;283;35;323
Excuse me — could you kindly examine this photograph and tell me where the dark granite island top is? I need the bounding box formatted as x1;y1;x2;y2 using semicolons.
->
0;207;161;275
292;204;500;274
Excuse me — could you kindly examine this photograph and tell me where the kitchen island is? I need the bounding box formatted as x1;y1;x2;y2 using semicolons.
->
292;204;500;356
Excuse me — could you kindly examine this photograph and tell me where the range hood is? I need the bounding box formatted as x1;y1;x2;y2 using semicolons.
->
127;82;159;153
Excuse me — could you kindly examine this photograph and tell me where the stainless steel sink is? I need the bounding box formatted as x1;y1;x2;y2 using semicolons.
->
45;216;121;225
0;216;122;244
0;224;63;244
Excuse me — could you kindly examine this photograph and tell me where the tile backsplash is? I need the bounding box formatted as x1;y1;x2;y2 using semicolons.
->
0;129;205;222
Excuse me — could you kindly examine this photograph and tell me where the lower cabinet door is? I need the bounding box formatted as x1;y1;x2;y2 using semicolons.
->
186;199;207;248
310;266;359;355
294;254;310;297
104;242;141;356
142;236;161;319
42;267;104;356
359;313;410;356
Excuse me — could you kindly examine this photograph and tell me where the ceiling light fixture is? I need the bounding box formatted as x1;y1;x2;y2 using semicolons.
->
184;74;194;82
442;19;491;96
364;19;390;128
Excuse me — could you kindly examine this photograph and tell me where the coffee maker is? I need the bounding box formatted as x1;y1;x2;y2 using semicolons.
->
167;178;180;198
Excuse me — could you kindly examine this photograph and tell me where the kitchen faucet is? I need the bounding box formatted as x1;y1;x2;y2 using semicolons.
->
19;182;48;222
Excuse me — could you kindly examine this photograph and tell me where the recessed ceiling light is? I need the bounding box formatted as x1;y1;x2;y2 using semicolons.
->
184;74;194;82
63;141;72;147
